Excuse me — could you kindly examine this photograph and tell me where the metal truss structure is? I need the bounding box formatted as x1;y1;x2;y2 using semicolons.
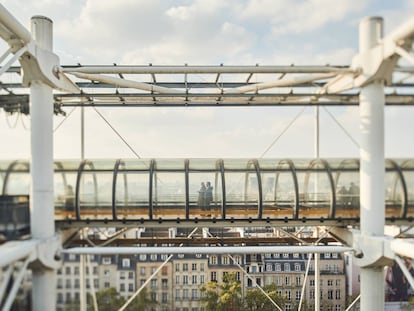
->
0;3;414;310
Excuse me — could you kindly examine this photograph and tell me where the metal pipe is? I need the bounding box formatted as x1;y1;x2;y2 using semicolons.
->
0;241;37;267
63;245;353;255
2;256;30;311
390;238;414;258
61;65;352;74
359;16;385;311
29;15;56;311
0;4;32;44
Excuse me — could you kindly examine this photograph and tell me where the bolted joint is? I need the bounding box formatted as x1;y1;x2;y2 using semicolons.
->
353;234;393;268
30;235;62;270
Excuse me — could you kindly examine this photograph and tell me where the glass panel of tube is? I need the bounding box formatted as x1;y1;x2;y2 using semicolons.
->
152;172;186;219
3;162;30;195
297;162;331;218
400;160;414;217
189;172;222;218
116;171;150;219
385;164;404;217
332;160;360;218
262;171;295;219
54;168;77;219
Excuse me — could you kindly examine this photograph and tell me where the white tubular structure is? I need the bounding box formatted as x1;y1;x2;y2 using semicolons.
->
359;17;385;311
63;245;353;255
29;16;56;311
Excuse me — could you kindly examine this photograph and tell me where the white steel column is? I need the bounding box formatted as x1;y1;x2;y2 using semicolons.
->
359;17;385;311
314;106;320;310
30;16;56;311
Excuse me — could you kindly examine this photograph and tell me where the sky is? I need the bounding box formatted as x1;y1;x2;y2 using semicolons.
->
0;0;414;160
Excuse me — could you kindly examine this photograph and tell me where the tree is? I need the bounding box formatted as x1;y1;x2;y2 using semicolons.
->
243;283;287;311
200;272;243;311
87;288;125;311
124;288;157;311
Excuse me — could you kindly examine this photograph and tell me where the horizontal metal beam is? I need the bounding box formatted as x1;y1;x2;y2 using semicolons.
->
61;65;353;75
63;245;354;255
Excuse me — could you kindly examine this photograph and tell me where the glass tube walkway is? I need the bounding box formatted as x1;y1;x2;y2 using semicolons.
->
1;158;414;225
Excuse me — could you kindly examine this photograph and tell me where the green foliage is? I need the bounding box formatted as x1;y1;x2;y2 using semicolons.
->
200;272;243;311
244;283;287;311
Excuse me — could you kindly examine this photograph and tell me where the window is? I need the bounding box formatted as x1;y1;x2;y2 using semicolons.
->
104;282;110;288
65;267;71;275
162;266;168;275
161;254;168;260
325;253;331;258
200;275;205;284
176;275;180;285
276;276;282;286
333;264;339;273
211;271;217;281
265;253;271;258
183;275;188;284
74;279;80;289
200;263;205;271
293;253;299;258
192;275;197;284
335;290;341;300
335;305;341;311
285;276;291;286
183;263;188;271
120;284;125;292
183;289;189;300
336;279;341;286
139;254;147;261
285;304;291;311
162;279;168;288
69;253;76;261
328;280;333;286
295;291;301;301
234;256;242;265
284;263;290;271
325;264;331;272
332;253;338;258
175;263;180;272
283;253;289;258
192;289;198;300
295;276;301;286
274;253;280;258
140;267;146;275
276;264;281;271
310;289;315;299
102;257;111;265
310;279;315;286
285;290;291;301
294;263;301;271
266;264;273;272
66;279;71;289
120;271;126;279
328;290;334;300
192;263;197;271
150;254;157;261
151;279;157;289
162;293;168;303
74;267;79;275
122;258;130;268
128;272;134;279
210;256;218;265
222;256;229;265
175;289;181;301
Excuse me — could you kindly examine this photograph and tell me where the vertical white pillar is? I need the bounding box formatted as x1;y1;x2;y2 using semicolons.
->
314;106;320;310
359;17;385;311
30;15;56;311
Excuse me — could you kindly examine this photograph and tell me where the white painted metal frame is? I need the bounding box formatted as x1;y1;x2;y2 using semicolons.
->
0;3;414;310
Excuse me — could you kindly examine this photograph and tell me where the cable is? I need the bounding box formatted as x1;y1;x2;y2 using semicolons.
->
322;106;359;149
53;106;76;132
5;111;19;128
92;107;142;159
259;106;307;158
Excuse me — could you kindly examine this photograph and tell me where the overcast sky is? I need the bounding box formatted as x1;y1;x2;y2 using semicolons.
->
0;0;413;160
